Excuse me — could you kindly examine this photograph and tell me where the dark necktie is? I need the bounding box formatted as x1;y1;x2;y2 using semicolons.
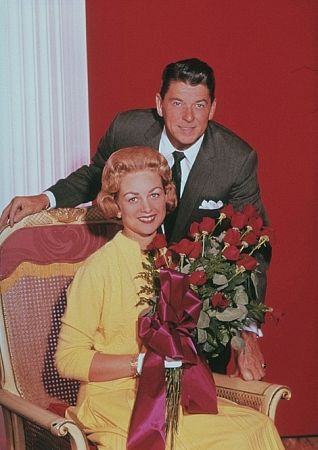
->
164;151;185;242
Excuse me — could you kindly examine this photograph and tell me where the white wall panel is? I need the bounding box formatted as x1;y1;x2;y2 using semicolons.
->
0;0;90;211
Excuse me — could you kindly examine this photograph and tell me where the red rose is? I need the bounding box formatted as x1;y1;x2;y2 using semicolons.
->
189;221;200;236
199;217;215;233
220;204;235;218
211;292;229;310
260;227;275;243
242;204;258;218
148;234;167;250
222;245;240;261
188;241;202;259
248;216;263;232
154;254;168;268
154;250;172;268
237;254;258;270
242;231;258;246
223;228;241;246
170;238;193;255
230;212;248;229
188;270;207;286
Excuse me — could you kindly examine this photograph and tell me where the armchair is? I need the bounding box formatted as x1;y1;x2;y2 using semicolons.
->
0;207;291;449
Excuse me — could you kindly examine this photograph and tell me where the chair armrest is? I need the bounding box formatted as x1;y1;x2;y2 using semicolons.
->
0;389;90;450
213;373;291;421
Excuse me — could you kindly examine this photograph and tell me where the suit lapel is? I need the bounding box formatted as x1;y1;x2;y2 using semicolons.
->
143;117;163;150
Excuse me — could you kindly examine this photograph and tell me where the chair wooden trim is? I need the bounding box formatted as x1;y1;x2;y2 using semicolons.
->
213;372;291;420
0;390;90;450
0;207;291;449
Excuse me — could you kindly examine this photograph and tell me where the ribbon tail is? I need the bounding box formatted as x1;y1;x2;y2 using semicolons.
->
181;358;218;414
127;352;166;450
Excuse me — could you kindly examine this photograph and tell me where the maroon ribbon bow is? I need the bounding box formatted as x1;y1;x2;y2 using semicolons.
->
127;269;218;450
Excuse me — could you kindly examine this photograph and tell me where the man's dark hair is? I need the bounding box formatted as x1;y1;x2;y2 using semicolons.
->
159;58;215;101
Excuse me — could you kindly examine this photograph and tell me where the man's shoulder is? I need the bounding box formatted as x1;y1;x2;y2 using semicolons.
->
114;108;160;126
207;121;254;153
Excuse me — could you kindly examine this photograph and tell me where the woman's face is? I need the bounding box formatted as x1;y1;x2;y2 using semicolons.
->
117;170;167;249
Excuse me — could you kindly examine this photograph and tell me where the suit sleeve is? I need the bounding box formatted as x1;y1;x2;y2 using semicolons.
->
229;150;268;225
47;114;121;207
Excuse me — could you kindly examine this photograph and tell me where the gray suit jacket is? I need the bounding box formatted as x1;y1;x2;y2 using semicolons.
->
49;108;267;243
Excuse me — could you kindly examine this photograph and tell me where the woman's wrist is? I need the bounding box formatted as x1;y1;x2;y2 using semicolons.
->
130;352;146;377
129;353;139;378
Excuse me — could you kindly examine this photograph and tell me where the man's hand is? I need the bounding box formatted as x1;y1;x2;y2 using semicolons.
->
0;194;49;232
231;331;266;381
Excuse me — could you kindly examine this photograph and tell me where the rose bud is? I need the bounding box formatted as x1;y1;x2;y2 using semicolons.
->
170;238;193;256
230;212;248;229
223;228;241;246
199;217;215;233
154;255;168;268
248;216;263;232
237;254;258;270
260;227;275;243
222;245;240;261
189;221;200;236
242;204;258;218
242;231;258;246
188;241;202;259
211;292;230;310
220;204;235;218
188;270;207;286
148;234;167;250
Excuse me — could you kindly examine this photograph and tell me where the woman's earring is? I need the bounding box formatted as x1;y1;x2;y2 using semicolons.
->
117;211;122;219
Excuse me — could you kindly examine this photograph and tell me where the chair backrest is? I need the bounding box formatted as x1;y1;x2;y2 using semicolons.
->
0;207;122;409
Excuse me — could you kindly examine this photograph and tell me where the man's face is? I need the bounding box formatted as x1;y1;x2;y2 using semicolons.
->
156;81;216;150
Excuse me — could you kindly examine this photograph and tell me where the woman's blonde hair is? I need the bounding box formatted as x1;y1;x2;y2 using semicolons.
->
97;146;177;219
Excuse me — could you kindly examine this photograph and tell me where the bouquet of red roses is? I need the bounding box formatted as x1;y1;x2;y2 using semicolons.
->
137;203;273;364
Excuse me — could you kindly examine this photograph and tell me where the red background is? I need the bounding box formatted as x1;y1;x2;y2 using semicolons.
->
85;0;318;436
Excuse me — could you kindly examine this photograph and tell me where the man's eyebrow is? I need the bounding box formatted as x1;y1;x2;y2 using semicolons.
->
169;96;208;103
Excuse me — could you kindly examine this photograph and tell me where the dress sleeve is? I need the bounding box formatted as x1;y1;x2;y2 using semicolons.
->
55;257;107;381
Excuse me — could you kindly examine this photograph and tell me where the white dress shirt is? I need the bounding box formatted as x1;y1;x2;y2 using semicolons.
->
159;127;204;196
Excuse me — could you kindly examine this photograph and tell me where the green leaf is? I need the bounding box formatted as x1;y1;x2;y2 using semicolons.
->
213;273;228;285
233;286;249;305
197;311;210;328
203;342;215;353
216;305;248;322
197;328;208;344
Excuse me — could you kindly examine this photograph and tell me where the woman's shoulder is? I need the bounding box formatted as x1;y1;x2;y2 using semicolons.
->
75;233;119;276
82;231;139;265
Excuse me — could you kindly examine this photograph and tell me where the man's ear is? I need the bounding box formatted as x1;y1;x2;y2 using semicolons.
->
208;99;217;121
155;93;163;117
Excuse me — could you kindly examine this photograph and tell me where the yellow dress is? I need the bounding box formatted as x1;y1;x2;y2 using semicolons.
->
55;232;284;450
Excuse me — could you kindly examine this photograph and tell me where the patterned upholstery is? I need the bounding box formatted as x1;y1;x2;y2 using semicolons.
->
0;207;122;449
3;274;78;407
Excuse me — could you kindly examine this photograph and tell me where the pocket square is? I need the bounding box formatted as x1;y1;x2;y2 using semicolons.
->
199;200;224;210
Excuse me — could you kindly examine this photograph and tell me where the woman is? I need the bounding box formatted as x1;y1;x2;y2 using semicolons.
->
55;146;284;450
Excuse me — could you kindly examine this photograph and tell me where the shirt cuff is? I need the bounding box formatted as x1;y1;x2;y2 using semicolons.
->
43;190;56;209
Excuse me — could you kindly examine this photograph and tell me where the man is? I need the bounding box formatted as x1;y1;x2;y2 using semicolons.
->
0;58;268;379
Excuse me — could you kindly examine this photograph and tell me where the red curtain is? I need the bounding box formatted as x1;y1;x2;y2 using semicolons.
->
85;0;318;436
